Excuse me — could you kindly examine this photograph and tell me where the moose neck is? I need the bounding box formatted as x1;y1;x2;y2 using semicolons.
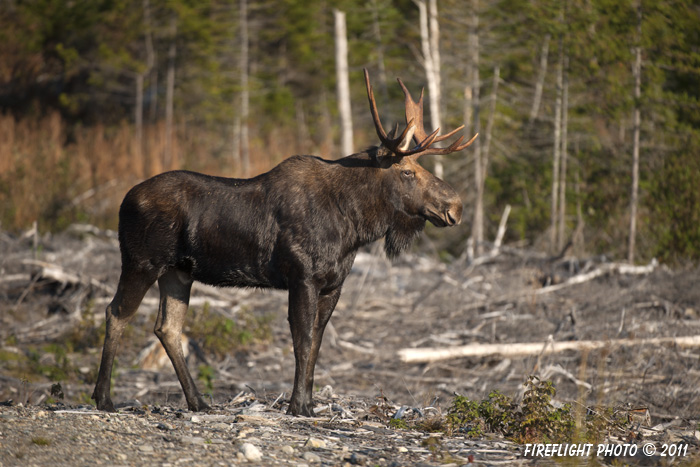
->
330;151;425;258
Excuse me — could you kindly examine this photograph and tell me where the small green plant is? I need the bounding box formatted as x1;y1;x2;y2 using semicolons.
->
64;300;104;352
77;392;96;406
50;382;64;400
186;303;273;358
518;377;575;443
198;364;215;395
446;376;575;443
25;344;74;381
31;437;51;446
420;436;458;463
413;415;447;433
388;418;408;429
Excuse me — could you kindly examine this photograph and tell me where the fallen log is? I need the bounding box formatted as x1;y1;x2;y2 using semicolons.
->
534;259;658;295
21;259;115;295
398;334;700;363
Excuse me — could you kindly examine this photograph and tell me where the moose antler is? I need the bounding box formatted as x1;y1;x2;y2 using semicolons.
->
364;68;478;158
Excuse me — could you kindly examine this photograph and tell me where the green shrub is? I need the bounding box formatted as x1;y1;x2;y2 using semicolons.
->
186;303;273;358
447;376;575;443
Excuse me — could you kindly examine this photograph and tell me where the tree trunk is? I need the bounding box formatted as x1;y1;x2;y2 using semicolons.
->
334;9;353;157
232;114;241;175
574;159;584;250
238;0;250;176
469;0;483;256
415;0;443;178
482;66;499;169
428;0;443;179
295;100;310;154
164;16;177;171
551;36;563;253
558;57;569;252
473;65;500;252
427;0;441;131
628;2;642;264
529;34;550;124
142;0;155;176
144;0;157;126
370;0;389;106
135;73;144;176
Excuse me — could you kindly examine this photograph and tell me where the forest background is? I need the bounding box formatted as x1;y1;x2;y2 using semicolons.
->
0;0;698;265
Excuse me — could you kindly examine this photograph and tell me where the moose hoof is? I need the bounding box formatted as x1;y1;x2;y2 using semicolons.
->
287;400;315;417
188;398;211;412
95;398;116;413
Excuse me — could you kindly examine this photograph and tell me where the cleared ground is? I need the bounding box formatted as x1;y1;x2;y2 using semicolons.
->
1;226;699;465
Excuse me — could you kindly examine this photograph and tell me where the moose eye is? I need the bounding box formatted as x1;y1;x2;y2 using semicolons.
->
402;170;415;179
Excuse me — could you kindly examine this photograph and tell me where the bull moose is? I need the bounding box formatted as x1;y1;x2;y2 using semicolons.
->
92;69;477;416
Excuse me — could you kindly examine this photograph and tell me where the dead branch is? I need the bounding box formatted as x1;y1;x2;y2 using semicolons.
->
398;334;700;363
534;259;658;295
21;259;115;295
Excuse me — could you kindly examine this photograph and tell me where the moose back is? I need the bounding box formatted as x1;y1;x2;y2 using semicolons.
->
92;69;477;416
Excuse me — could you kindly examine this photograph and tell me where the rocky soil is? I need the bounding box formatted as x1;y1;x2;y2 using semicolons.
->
2;225;700;465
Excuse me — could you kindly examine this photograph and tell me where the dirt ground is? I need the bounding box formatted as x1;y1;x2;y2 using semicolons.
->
1;225;700;465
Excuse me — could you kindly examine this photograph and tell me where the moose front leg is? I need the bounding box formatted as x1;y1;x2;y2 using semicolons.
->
287;284;341;416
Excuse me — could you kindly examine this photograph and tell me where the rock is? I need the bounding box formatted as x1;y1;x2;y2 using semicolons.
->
179;436;206;445
303;451;321;463
138;444;154;452
282;445;295;455
304;437;326;449
318;385;335;398
240;442;263;462
237;427;255;438
347;452;367;465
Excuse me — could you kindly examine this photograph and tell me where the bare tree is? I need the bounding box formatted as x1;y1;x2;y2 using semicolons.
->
468;0;483;256
370;0;389;105
164;16;177;171
142;0;156;176
529;34;550;124
414;0;443;178
144;0;157;126
472;66;500;259
557;57;569;252
334;9;353;157
135;73;144;174
428;0;441;131
482;66;499;163
628;1;642;263
233;0;250;177
550;36;563;253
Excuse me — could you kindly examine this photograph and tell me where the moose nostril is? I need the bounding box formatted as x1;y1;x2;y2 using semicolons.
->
446;210;459;226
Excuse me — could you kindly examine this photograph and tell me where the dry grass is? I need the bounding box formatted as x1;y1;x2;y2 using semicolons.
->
0;113;331;232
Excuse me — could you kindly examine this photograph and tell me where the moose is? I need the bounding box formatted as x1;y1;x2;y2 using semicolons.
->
92;69;477;417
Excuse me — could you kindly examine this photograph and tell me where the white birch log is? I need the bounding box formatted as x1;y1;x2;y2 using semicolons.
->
399;334;700;363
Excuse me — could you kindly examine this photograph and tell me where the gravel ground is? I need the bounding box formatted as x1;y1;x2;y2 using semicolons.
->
2;227;700;465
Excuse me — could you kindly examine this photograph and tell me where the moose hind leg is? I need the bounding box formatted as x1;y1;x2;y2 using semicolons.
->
154;269;209;411
93;270;155;411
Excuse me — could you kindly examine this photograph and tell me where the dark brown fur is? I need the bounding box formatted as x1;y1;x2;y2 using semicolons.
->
93;75;468;416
